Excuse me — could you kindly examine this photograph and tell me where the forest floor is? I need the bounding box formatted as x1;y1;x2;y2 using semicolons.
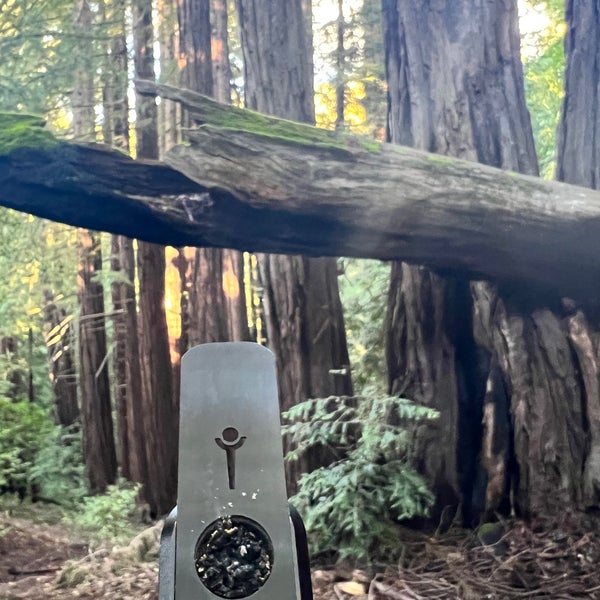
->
1;502;600;599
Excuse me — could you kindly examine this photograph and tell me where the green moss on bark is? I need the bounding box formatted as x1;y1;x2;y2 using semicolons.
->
0;113;58;156
201;109;381;153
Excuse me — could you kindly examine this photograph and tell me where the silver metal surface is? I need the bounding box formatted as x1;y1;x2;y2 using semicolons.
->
159;506;177;600
174;342;300;599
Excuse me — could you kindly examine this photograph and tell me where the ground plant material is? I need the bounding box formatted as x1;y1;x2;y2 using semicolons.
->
365;512;600;600
195;516;273;598
3;509;600;598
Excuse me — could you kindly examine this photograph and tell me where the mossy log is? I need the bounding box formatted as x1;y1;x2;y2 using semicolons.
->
1;88;600;301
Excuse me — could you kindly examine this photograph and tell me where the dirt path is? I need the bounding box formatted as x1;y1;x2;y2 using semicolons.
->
0;515;86;599
0;512;343;600
0;513;160;600
3;509;600;599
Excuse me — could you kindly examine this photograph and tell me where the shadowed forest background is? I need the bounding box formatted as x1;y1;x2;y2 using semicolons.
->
2;0;600;597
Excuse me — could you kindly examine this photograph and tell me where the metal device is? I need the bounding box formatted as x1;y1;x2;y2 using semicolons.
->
159;342;313;599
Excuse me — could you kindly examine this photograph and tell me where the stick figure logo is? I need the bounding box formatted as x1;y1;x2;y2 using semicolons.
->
215;427;247;489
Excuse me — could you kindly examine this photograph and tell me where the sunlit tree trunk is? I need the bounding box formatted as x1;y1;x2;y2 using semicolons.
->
43;291;79;427
177;0;250;348
98;0;144;485
158;0;179;152
72;0;95;142
210;0;250;343
236;0;352;494
335;0;345;130
73;0;117;494
133;0;177;516
77;229;117;494
211;0;231;104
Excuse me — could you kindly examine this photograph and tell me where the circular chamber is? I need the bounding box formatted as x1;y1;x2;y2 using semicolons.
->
194;515;274;599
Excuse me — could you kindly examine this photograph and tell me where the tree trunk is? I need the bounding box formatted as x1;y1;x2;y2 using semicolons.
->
77;229;117;493
211;0;232;105
0;337;27;402
381;0;586;522
136;240;177;514
72;0;95;141
43;291;79;427
111;235;147;485
178;0;249;348
335;0;345;131
6;98;600;301
158;0;179;152
236;0;352;494
556;0;600;189
72;0;117;495
133;0;177;516
99;0;142;485
556;0;600;509
178;0;212;105
211;0;250;342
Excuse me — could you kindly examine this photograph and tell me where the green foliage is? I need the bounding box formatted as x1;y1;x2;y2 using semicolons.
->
69;481;142;543
339;258;389;395
0;0;76;115
0;398;51;493
313;0;387;138
522;0;566;178
30;425;86;506
284;396;437;563
0;210;76;414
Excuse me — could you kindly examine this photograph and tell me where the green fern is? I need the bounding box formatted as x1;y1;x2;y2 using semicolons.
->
283;396;438;564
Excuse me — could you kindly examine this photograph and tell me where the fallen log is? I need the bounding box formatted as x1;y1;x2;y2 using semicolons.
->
1;89;599;301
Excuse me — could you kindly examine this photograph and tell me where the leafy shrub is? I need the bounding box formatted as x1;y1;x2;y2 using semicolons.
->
0;398;51;496
30;424;86;506
283;396;438;564
338;259;390;395
69;480;141;543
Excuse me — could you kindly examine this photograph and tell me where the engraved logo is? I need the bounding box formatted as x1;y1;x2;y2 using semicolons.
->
215;427;247;489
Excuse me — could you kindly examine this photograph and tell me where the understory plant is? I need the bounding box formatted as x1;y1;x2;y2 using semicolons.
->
29;424;86;506
68;480;141;543
283;396;438;564
0;397;51;496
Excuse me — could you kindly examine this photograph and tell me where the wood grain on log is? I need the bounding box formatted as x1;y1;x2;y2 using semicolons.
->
1;85;599;300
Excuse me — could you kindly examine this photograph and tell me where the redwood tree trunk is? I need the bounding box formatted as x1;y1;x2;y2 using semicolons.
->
43;291;79;427
236;0;352;493
179;0;250;348
133;0;177;516
158;0;179;152
72;0;95;141
211;0;250;342
77;229;117;493
236;0;353;406
382;0;586;522
556;0;600;508
335;0;345;130
111;236;146;485
73;0;117;494
101;0;143;484
211;0;231;105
